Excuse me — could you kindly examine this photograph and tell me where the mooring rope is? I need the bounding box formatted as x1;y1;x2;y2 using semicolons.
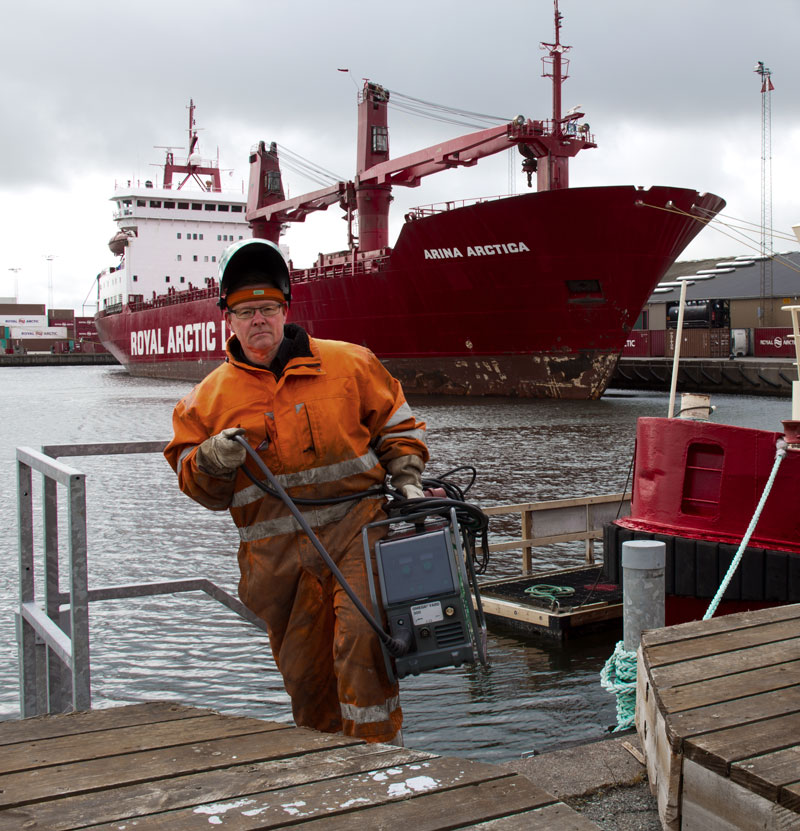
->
703;439;788;619
524;584;575;603
600;641;638;731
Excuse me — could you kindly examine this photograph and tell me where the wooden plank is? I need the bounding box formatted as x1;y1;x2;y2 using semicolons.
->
666;687;800;753
681;757;800;831
468;802;601;830
641;603;800;648
1;744;432;831
782;781;800;812
0;714;285;775
0;724;360;809
730;746;800;802
81;756;529;830
649;638;800;688
684;711;800;776
635;650;681;830
0;701;212;746
297;776;557;831
656;660;800;714
645;619;800;668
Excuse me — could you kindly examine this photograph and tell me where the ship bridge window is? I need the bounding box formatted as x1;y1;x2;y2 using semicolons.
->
164;201;175;209
218;204;229;212
680;442;724;517
566;279;603;301
204;204;216;211
372;125;389;153
178;202;189;210
231;205;243;213
192;203;202;211
137;200;146;207
149;200;162;208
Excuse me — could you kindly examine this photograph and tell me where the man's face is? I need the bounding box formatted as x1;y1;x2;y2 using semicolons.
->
226;298;287;367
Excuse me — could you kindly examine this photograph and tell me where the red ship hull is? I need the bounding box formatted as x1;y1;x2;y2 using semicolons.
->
95;185;725;396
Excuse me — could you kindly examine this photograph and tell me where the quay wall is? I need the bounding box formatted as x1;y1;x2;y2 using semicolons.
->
0;353;119;368
613;357;797;397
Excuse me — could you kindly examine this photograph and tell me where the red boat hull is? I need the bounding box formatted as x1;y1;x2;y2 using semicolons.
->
605;416;800;624
95;185;725;397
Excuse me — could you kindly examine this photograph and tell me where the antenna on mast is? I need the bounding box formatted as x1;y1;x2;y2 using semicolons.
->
755;60;774;324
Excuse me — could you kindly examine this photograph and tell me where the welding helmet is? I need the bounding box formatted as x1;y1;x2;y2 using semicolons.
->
217;238;291;309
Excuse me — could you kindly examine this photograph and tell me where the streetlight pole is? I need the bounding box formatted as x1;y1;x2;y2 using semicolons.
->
8;268;21;302
44;255;56;311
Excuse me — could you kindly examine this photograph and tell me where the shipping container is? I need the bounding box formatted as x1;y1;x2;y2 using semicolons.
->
1;314;48;328
48;308;75;322
754;327;797;357
9;326;69;339
666;328;711;358
74;317;97;339
709;328;731;357
0;303;45;316
650;329;666;357
622;330;650;356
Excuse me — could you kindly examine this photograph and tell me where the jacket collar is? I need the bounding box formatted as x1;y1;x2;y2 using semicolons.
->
226;324;320;377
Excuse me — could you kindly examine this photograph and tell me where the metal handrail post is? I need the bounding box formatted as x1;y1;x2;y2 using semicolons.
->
43;475;69;712
67;471;91;711
16;457;43;717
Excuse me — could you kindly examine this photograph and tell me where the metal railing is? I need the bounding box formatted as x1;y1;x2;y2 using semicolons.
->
476;492;632;574
15;440;268;718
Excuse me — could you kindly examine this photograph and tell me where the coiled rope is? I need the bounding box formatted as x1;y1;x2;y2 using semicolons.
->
600;641;638;731
524;584;575;604
703;440;788;619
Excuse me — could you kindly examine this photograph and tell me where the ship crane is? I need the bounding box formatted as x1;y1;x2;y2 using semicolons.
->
246;0;595;253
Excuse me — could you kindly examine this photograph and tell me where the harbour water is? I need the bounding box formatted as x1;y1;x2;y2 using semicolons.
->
0;366;791;763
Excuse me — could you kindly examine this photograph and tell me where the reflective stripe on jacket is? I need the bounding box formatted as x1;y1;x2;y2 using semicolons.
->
163;331;428;541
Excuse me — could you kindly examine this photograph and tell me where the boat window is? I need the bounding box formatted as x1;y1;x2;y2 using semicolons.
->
149;201;161;208
165;276;171;283
212;256;216;262
132;275;138;282
205;204;216;211
178;202;189;210
217;235;222;241
164;201;175;209
680;442;724;517
218;204;229;212
192;203;202;211
180;276;185;283
231;205;243;212
137;200;146;207
193;255;198;262
199;234;204;240
177;255;182;262
177;233;182;239
192;234;198;240
204;256;209;262
372;125;389;153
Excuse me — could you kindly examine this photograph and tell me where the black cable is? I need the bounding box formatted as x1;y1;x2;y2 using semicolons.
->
232;435;411;658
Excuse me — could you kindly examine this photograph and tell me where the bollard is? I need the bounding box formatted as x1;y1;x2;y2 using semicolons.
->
622;540;666;652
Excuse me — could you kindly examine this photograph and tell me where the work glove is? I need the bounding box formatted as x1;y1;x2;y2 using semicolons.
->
386;454;425;499
195;428;247;477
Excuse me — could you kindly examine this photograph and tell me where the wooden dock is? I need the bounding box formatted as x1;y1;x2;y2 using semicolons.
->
0;701;602;829
478;565;623;639
637;602;800;830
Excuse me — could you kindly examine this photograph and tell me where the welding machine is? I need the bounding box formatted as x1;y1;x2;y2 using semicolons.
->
363;507;488;681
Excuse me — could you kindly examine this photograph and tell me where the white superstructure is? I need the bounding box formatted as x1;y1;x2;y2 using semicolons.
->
97;183;249;311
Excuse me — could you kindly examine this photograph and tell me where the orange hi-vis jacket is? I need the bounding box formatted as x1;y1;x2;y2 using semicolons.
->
164;329;428;742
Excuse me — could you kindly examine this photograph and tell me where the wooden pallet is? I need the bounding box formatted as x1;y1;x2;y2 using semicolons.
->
0;701;601;829
636;603;800;830
478;565;623;639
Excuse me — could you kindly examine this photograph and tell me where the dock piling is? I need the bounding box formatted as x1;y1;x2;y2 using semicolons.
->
622;540;665;651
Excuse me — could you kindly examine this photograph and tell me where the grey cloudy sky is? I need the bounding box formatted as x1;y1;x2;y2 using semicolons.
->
1;0;799;310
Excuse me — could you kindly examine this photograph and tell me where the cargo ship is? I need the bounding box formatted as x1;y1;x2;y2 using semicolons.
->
95;2;725;397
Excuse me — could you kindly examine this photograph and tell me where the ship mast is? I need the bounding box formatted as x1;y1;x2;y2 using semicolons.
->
162;100;223;192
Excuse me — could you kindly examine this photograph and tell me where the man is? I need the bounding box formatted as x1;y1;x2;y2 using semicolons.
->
164;238;428;744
